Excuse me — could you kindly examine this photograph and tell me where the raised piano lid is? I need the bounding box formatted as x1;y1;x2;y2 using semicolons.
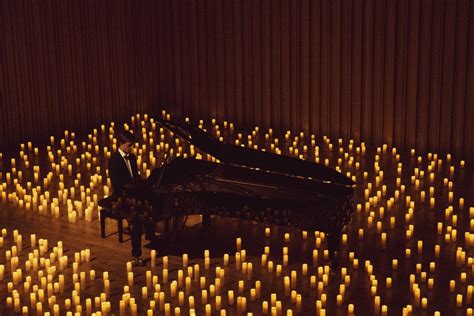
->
157;118;355;188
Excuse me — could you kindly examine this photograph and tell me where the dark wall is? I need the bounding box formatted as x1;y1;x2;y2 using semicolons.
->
1;0;473;160
157;0;473;160
0;0;162;148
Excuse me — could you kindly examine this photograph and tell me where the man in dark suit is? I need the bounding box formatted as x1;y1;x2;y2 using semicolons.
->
108;130;140;194
108;129;155;266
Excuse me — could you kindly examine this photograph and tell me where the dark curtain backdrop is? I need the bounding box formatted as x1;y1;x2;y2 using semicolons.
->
1;0;473;160
0;0;161;149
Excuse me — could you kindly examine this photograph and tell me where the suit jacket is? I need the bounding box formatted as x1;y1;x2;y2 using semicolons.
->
108;151;140;195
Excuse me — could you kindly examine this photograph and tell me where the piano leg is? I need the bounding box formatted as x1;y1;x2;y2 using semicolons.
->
100;210;106;238
202;213;211;231
164;218;170;239
327;229;341;270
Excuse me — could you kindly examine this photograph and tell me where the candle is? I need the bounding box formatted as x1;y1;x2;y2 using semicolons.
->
284;276;291;296
296;294;302;313
150;250;156;267
228;290;235;305
181;253;189;267
223;253;229;266
194;264;200;282
177;270;184;287
421;297;428;308
467;285;473;304
273;264;281;277
189;296;195;309
264;246;270;255
247;262;253;280
170;281;177;297
291;271;297;288
185;277;192;293
268;261;274;273
35;302;42;314
301;263;308;275
178;291;185;305
238;280;244;292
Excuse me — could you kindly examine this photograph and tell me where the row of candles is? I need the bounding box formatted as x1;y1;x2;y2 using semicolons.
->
0;226;343;315
0;111;472;314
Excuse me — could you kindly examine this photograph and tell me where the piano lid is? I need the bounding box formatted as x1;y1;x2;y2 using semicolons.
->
157;118;355;187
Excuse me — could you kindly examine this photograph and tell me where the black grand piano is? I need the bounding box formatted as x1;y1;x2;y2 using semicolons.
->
107;118;355;266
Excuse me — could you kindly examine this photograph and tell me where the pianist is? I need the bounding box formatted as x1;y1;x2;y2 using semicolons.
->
108;129;156;266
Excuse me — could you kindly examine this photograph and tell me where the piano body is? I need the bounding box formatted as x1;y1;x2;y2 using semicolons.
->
112;119;355;265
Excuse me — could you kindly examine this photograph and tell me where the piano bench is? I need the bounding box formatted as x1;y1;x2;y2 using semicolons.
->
100;208;128;243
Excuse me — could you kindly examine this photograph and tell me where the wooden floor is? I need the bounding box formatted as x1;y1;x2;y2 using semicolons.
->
0;115;473;315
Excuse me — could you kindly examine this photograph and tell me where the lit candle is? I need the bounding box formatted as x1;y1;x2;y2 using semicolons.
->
86;299;92;314
170;281;178;297
450;280;456;292
228;290;235;305
268;261;274;273
298;264;307;278
238;280;245;292
284;276;291;296
150;250;156;267
467;285;473;304
421;297;428;308
291;271;297;288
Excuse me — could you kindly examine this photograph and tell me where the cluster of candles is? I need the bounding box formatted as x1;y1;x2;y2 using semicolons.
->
0;228;117;315
0;110;472;314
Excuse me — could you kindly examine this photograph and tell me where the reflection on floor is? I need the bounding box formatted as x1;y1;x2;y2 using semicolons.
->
0;112;472;315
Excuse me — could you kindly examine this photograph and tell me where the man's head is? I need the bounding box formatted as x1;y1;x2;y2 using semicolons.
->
117;129;136;154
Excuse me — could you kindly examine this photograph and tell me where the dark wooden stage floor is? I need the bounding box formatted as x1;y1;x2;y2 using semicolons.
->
0;114;472;315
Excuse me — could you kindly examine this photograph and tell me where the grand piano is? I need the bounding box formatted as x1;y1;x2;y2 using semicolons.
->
109;118;355;266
